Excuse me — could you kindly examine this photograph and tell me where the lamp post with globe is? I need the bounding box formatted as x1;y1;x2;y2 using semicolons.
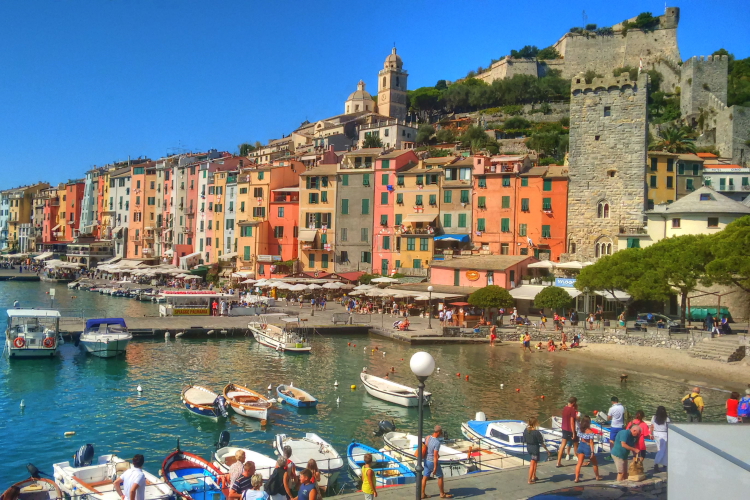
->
410;351;435;500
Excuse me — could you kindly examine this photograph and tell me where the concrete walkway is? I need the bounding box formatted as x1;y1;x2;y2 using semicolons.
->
336;457;667;499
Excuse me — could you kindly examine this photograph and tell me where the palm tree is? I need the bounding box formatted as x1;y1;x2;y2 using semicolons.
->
652;125;697;153
363;135;383;148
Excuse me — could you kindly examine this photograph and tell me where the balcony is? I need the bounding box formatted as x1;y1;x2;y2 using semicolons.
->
619;226;648;235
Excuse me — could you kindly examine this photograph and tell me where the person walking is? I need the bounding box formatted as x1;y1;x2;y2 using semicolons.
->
574;415;602;482
523;417;550;484
522;332;533;353
539;313;547;330
360;453;377;500
605;397;626;449
681;387;705;422
610;427;641;482
421;425;453;499
618;311;626;328
727;392;741;424
556;397;578;467
649;406;670;472
489;324;497;347
114;454;146;500
264;457;292;500
737;389;750;422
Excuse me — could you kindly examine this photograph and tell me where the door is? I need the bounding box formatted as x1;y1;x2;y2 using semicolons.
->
454;269;460;286
509;270;515;287
381;259;389;276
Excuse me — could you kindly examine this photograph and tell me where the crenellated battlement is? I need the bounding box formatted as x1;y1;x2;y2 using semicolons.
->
684;55;729;66
707;92;727;112
571;72;647;93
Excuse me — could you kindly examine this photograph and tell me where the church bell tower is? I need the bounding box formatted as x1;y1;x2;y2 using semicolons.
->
378;47;408;121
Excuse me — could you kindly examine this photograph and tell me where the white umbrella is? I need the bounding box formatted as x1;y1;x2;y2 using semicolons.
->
184;275;201;280
322;282;343;289
339;283;355;289
255;279;270;286
275;282;291;289
289;284;309;292
349;290;365;296
371;277;399;283
365;289;387;297
528;260;557;269
354;284;376;290
266;281;283;288
241;278;257;284
307;284;323;290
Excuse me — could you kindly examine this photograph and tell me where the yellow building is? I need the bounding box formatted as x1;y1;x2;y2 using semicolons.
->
394;160;440;272
6;183;49;250
647;151;679;207
298;162;338;272
235;164;273;273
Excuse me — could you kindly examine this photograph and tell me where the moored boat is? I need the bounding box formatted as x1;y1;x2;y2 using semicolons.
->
461;416;560;455
360;372;431;407
223;383;272;423
9;474;63;500
182;385;229;419
276;384;317;408
346;442;415;487
162;447;225;500
382;432;476;476
5;309;62;359
275;433;343;491
79;318;132;358
213;446;277;481
248;316;311;353
53;445;171;500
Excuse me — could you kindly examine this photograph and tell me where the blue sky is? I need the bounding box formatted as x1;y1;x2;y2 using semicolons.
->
0;0;748;188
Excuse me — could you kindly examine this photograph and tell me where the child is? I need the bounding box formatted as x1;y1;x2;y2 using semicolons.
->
360;453;377;499
535;341;543;350
574;415;603;482
294;469;317;500
523;417;550;484
560;340;569;351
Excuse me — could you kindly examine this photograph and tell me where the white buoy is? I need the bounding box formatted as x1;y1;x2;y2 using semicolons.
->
137;385;143;393
175;331;185;338
64;431;76;437
164;331;170;339
20;399;25;408
268;384;273;391
334;380;339;387
364;346;367;351
290;382;294;387
362;367;367;373
436;367;440;372
336;397;341;404
207;330;215;335
382;351;386;357
500;384;504;389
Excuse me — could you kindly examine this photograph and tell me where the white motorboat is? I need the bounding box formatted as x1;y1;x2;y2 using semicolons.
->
78;318;132;358
382;432;475;476
360;372;431;407
223;383;273;423
461;416;560;456
5;309;62;358
248;316;311;353
275;433;344;491
53;445;172;500
213;446;278;481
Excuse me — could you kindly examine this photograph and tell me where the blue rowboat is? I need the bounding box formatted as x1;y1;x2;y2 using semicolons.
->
162;449;226;500
276;384;317;407
346;442;415;487
181;385;229;419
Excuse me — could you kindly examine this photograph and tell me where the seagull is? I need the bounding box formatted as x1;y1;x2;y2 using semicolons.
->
267;384;273;391
334;380;339;387
164;331;170;339
206;330;215;335
175;331;185;338
20;399;25;408
336;397;341;404
137;385;143;392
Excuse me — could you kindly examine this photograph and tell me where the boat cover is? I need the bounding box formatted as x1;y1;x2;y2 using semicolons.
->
85;318;127;330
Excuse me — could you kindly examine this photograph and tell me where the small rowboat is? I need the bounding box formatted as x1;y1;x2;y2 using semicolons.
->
182;385;228;419
11;477;63;500
223;383;272;423
360;373;431;407
276;384;317;408
346;442;415;488
275;433;343;491
162;448;225;500
213;446;277;481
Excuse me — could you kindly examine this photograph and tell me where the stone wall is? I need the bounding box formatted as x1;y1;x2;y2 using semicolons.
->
475;57;540;84
564;73;648;261
680;55;729;117
500;325;702;350
713;101;750;167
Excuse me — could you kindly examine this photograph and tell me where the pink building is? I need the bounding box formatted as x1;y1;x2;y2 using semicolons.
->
429;255;534;289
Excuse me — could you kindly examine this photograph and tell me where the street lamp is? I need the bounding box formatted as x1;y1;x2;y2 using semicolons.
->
410;351;435;500
427;285;434;330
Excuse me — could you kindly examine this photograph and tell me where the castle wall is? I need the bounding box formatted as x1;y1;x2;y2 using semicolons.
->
646;55;681;93
713;99;750;166
564;73;648;261
475;57;540;84
553;28;680;79
681;55;729;117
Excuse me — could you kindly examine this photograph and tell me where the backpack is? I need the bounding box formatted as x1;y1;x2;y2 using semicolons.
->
738;397;750;418
264;466;286;496
683;394;699;413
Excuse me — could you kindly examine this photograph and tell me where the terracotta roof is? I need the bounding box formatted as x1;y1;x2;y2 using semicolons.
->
423;156;458;165
379;149;416;159
696;152;718;158
429;255;532;271
299;164;338;176
677;154;703;162
343;148;382;156
545;166;569;178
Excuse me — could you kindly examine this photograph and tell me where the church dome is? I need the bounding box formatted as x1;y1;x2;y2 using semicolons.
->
384;47;403;69
347;80;373;101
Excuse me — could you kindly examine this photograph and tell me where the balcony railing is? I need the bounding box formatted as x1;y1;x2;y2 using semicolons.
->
619;226;648;235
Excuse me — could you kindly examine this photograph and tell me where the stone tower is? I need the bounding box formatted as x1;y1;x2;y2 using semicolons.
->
564;72;648;261
680;55;729;118
378;48;408;121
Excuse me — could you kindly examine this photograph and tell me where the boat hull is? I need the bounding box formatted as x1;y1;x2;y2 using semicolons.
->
276;385;317;407
79;338;130;358
360;373;430;407
13;477;63;500
250;327;311;353
5;340;58;358
182;385;227;419
214;446;278;480
223;384;271;422
274;433;345;472
163;450;225;500
461;420;560;454
347;443;415;487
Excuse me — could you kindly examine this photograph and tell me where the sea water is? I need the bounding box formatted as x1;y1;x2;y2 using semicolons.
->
0;281;731;491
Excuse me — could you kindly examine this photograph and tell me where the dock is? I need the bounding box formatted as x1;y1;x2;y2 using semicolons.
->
0;268;40;281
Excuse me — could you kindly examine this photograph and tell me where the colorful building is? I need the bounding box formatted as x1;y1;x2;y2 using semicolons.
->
298;162;338;273
4;183;49;251
57;180;85;243
127;161;157;259
439;157;474;255
675;153;704;200
647;151;679;206
429;255;534;289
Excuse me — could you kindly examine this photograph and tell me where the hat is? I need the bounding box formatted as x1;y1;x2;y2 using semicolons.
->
746;389;750;395
611;396;619;402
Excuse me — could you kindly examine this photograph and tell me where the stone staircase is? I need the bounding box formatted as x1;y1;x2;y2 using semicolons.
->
688;337;747;362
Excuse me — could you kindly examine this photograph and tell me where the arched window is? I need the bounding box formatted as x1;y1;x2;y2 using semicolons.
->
595;236;613;259
597;200;610;218
382;76;386;88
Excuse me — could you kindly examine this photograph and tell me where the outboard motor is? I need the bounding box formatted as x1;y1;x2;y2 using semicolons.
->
216;431;231;449
373;420;396;437
594;411;609;424
27;463;45;479
214;396;229;418
74;444;95;467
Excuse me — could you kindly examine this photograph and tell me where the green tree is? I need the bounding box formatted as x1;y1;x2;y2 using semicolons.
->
510;45;539;59
537;46;561;60
363;135;383;148
575;249;644;302
652;125;697;153
534;286;573;312
239;143;256;156
703;216;750;293
468;285;515;310
358;273;377;284
435;128;456;144
416;124;436;145
407;87;443;121
435;80;448;91
583;70;603;84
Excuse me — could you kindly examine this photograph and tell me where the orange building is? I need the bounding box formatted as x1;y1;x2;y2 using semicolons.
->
127;161;157;259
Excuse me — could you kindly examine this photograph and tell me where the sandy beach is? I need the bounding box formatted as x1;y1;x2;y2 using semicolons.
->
559;342;750;389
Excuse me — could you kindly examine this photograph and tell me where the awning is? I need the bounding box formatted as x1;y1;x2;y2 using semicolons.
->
556;261;593;270
219;252;238;260
34;251;54;261
51;224;61;231
403;214;437;223
595;290;631;301
298;229;317;242
509;285;582;301
99;255;122;265
272;187;300;192
434;234;470;243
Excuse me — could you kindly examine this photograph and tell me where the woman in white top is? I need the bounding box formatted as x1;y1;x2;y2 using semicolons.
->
241;474;268;500
649;406;670;472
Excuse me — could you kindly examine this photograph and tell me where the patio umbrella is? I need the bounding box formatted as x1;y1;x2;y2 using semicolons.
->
556;261;592;270
241;278;258;284
307;284;323;290
371;277;399;283
354;284;376;290
275;282;291;289
289;284;309;292
339;283;355;289
322;282;343;289
528;260;557;269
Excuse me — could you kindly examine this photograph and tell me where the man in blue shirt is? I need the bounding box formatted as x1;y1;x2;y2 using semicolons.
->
611;427;640;481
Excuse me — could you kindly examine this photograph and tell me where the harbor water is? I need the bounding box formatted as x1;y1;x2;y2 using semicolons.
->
0;281;732;492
